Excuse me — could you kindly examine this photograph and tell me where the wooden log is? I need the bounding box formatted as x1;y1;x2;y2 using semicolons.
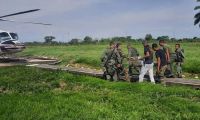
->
0;57;60;65
163;78;200;89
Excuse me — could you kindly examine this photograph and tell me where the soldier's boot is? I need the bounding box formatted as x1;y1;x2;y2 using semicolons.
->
155;74;163;83
156;67;166;82
165;63;174;78
103;71;108;80
177;73;182;78
106;75;112;80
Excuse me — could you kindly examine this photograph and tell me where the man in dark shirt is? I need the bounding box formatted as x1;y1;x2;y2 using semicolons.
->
159;40;174;77
139;41;155;84
144;45;153;64
152;43;167;80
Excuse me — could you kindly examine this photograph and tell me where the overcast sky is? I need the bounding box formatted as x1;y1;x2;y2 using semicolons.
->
0;0;199;42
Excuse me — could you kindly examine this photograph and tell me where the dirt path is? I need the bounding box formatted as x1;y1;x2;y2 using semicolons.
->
0;63;16;67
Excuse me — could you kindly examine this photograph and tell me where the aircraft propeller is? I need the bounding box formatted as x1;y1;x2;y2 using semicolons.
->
0;9;51;25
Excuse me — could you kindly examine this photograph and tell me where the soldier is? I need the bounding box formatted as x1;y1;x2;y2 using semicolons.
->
139;41;155;84
116;43;125;64
174;43;184;78
100;41;122;81
127;43;140;75
159;40;174;77
115;43;130;81
152;43;167;81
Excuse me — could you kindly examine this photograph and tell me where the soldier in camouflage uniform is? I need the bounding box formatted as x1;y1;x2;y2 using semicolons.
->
127;44;140;75
116;43;125;64
116;43;131;81
101;41;122;81
174;44;184;78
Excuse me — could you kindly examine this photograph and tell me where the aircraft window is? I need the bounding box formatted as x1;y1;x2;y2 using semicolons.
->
1;41;15;45
10;33;19;40
0;32;11;40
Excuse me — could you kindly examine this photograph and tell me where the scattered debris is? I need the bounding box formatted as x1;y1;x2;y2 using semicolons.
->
0;63;16;67
0;56;60;65
195;74;199;79
26;64;39;67
59;81;67;90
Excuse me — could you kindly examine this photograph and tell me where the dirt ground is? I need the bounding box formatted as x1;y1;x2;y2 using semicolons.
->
0;63;16;67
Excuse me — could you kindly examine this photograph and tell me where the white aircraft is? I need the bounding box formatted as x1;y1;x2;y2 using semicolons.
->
0;29;25;55
0;9;51;55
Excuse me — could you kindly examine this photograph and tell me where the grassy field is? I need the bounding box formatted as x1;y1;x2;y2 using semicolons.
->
1;42;198;119
0;66;200;120
19;42;200;74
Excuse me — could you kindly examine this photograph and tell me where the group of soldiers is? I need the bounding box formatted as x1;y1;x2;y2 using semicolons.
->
101;40;185;83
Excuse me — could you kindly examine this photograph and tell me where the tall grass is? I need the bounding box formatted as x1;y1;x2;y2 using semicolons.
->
19;42;200;73
0;66;200;119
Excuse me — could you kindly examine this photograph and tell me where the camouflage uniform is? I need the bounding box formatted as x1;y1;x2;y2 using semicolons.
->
157;65;168;78
117;46;134;81
117;48;125;64
175;48;184;78
101;47;122;81
127;47;140;75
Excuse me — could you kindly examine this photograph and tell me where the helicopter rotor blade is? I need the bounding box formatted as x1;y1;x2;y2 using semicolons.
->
0;18;51;26
0;9;40;18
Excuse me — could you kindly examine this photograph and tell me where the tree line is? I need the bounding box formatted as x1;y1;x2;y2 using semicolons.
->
24;34;200;46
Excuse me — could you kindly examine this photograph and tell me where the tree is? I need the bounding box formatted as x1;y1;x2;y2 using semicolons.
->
145;34;153;41
83;36;93;43
44;36;55;43
126;36;132;41
69;38;79;44
157;36;169;41
194;0;200;27
193;37;200;42
170;38;177;42
99;38;111;43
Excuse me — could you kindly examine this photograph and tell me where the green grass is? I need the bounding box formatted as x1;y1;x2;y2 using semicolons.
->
0;66;200;120
19;42;200;73
19;44;106;68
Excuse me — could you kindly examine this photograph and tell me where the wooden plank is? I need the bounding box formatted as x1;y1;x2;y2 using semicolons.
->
29;64;200;89
0;57;60;65
163;78;200;89
33;64;103;77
